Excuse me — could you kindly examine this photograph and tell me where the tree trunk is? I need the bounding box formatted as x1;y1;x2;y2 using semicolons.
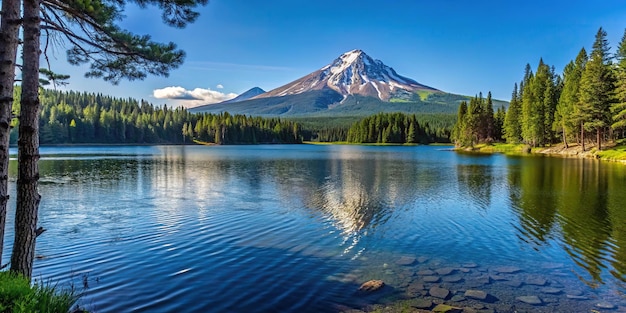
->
597;127;601;151
581;122;585;152
10;0;41;279
0;0;21;265
562;127;568;149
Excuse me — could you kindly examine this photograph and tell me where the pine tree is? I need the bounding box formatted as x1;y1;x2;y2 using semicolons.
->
578;27;615;151
5;0;209;279
612;29;626;133
554;48;587;148
0;0;21;266
504;83;522;143
482;91;495;142
452;101;468;146
494;105;506;141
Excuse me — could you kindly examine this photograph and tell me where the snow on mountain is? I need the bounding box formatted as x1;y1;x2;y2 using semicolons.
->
255;49;437;101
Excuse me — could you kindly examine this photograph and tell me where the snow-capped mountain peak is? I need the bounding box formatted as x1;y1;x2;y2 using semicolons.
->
256;49;437;101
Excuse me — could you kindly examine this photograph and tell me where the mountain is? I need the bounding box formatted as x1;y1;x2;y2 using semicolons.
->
190;50;507;116
220;87;265;104
255;49;437;101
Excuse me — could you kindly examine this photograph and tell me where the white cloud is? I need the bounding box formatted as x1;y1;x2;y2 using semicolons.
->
153;86;237;108
216;84;224;89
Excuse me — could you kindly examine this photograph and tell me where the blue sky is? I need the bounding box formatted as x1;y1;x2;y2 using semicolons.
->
50;0;626;107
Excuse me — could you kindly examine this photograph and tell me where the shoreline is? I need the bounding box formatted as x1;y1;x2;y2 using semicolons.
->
457;142;626;164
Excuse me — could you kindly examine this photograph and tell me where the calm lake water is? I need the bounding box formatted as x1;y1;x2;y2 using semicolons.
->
2;145;626;312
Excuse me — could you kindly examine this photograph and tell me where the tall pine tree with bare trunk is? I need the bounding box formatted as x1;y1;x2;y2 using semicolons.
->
2;0;208;278
578;27;615;151
10;0;42;278
0;0;21;266
612;29;626;133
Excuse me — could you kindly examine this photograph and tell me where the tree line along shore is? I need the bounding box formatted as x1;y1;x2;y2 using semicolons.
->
451;27;626;163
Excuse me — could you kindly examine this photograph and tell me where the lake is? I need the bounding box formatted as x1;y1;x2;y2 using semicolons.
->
2;145;626;312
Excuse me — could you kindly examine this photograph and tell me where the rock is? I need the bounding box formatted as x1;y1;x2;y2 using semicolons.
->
417;269;436;275
463;262;478;268
429;286;451;299
432;304;462;313
443;275;463;283
540;287;562;294
596;301;616;309
411;298;433;309
459;268;471;273
464;289;488;301
503;280;523;288
516;295;543;305
395;256;416;266
358;280;384;292
489;274;507;281
525;276;547;286
493;266;521;274
566;294;589;300
417;256;429;263
423;276;440;283
450;295;466;302
406;282;424;297
435;267;456;275
567;290;584;296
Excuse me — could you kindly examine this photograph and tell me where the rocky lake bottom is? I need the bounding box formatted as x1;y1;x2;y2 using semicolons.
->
331;254;626;313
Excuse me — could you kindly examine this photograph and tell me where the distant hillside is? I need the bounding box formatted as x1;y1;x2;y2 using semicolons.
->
191;89;507;117
219;87;265;104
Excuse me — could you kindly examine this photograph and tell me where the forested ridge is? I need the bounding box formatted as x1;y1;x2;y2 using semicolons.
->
454;27;626;149
346;112;452;144
10;87;456;145
11;86;304;145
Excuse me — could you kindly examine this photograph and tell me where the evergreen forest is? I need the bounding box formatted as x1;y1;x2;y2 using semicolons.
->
11;87;456;145
453;27;626;150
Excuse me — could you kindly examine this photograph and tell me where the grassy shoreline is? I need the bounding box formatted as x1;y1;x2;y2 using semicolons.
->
457;141;626;163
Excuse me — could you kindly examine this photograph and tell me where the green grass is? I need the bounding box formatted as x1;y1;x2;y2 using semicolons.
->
416;90;433;101
597;141;626;161
459;141;626;163
0;271;81;313
455;143;534;155
474;143;528;154
388;98;411;103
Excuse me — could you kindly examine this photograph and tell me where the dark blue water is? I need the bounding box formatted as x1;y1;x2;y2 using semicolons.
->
2;145;626;312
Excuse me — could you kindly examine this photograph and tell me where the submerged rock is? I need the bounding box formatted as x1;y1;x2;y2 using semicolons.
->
566;294;589;300
516;295;543;305
435;267;456;275
395;256;416;266
358;280;384;292
450;295;466;302
540;287;562;294
442;275;463;283
417;269;436;276
595;301;616;309
503;280;523;288
432;304;462;313
489;274;507;281
411;298;433;309
417;256;429;263
423;275;440;283
464;289;488;301
493;266;522;274
429;286;451;299
525;276;547;286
